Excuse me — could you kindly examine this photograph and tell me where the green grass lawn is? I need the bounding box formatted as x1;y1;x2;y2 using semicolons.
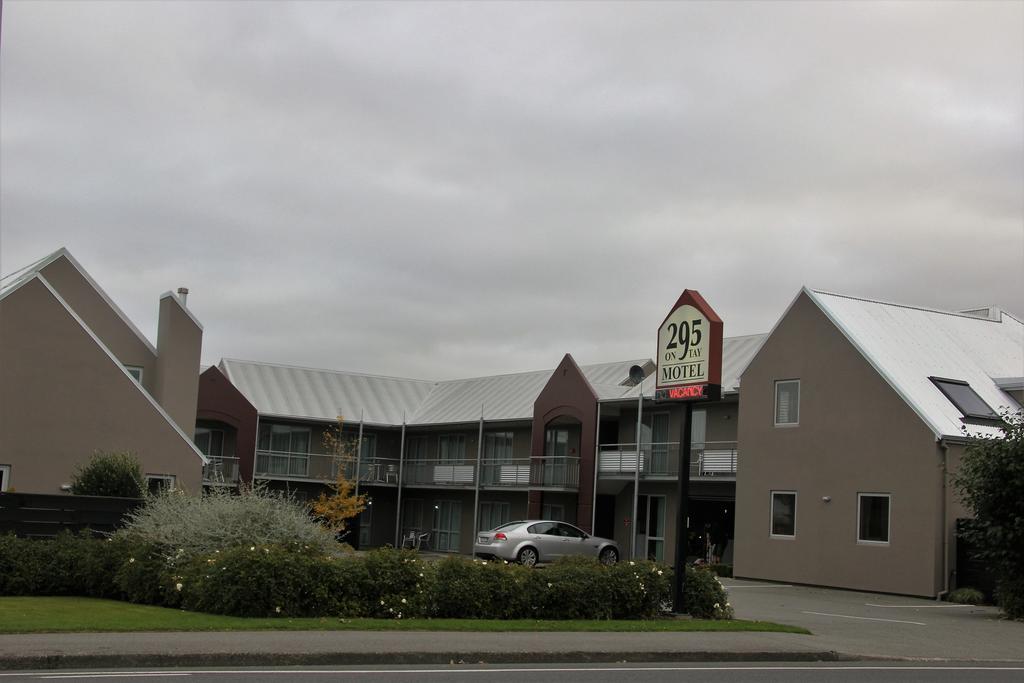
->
0;597;808;634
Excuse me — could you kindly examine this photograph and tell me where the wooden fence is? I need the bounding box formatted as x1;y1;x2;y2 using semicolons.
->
0;492;142;538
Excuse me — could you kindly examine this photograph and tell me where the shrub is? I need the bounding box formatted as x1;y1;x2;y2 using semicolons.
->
953;410;1024;619
434;556;538;619
118;485;340;557
69;451;144;498
606;559;673;619
359;547;436;618
174;543;348;617
707;563;733;578
0;532;130;599
683;565;733;619
948;587;986;605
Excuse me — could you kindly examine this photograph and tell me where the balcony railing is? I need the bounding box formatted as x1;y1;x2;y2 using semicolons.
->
202;455;241;485
255;450;341;480
350;457;401;485
597;442;737;479
530;455;580;490
403;458;477;487
479;458;531;488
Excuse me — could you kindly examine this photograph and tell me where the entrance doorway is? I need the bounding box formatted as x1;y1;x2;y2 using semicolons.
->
595;494;616;539
432;500;462;552
635;494;666;562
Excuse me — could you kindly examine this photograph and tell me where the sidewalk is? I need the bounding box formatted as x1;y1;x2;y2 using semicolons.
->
0;630;846;670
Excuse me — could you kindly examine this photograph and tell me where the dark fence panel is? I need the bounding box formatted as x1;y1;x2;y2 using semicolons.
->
956;518;997;600
0;492;142;538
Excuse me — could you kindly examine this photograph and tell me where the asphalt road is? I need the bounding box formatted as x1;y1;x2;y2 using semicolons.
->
2;663;1024;682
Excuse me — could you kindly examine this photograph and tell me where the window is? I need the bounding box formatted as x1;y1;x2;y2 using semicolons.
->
483;432;513;462
438;434;466;462
125;366;143;382
193;428;224;458
774;380;800;426
0;464;10;492
858;493;890;544
257;424;311;454
479;501;511;531
770;491;796;538
146;474;175;494
406;436;427;462
542;504;564;521
545;427;569;456
930;377;998;420
358;433;377;460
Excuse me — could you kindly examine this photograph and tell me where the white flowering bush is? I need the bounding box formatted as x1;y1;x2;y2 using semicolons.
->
682;565;734;619
117;485;340;557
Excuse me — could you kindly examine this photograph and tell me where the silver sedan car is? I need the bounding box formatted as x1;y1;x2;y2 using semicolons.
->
474;520;620;567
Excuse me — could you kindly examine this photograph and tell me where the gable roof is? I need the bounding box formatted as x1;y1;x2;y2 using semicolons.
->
1;247;158;354
0;264;207;463
219;357;653;426
804;288;1023;440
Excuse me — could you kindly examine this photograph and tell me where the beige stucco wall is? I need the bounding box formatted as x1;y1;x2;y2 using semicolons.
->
734;292;944;597
0;278;203;493
38;255;158;392
153;295;202;438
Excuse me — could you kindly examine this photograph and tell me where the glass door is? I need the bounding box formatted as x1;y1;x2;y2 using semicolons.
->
635;494;666;561
432;500;462;552
649;413;670;474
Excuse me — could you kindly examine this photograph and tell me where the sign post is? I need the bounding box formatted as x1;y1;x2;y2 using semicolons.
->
655;290;723;614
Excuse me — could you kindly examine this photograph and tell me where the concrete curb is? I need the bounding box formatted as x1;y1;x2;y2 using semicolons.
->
0;650;851;671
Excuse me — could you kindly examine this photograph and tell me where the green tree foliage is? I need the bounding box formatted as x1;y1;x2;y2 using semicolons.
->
953;410;1024;619
69;451;144;498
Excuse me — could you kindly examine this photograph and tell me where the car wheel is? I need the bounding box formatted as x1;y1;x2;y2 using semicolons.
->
599;547;619;565
517;546;539;567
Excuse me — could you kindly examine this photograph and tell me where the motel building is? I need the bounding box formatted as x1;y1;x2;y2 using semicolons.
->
195;289;1022;598
4;249;1019;599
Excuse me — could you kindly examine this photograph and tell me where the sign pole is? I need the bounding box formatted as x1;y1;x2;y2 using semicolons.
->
673;401;693;614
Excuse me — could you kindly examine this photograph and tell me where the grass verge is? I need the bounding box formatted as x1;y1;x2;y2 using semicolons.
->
0;597;808;634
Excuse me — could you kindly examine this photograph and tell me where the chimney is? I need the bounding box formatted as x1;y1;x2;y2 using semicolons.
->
153;291;203;438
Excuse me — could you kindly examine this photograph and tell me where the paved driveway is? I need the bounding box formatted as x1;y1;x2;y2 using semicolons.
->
723;578;1024;661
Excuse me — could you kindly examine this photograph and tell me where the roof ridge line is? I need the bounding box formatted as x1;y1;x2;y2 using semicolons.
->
810;288;1017;323
219;357;437;385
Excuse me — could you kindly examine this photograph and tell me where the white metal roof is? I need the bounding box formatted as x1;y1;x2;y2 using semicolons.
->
806;289;1023;439
219;359;436;426
617;333;768;401
220;357;652;426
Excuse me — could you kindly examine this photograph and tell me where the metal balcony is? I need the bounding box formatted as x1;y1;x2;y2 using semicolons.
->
597;442;737;480
202;456;241;485
479;458;531;488
530;455;580;491
402;458;477;488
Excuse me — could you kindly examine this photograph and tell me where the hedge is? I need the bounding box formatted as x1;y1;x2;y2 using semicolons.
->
0;533;731;620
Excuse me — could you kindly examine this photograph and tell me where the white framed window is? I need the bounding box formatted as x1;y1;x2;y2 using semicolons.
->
145;474;175;494
858;493;891;544
479;501;511;531
0;464;10;492
125;366;144;382
770;491;796;538
194;428;224;458
258;424;311;454
774;380;800;426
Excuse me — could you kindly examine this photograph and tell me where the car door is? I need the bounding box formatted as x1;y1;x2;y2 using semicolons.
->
557;523;590;557
527;522;560;560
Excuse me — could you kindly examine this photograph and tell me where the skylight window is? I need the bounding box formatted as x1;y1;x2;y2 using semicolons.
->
930;377;998;420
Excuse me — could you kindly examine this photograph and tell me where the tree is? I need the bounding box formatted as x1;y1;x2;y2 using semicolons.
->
310;418;367;536
69;451;145;498
953;409;1024;619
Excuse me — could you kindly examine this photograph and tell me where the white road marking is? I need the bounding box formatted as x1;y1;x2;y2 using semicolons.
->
801;610;926;626
722;584;793;588
14;665;1024;676
864;603;972;608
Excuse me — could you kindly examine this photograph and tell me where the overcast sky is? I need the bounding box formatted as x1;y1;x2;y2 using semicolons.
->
1;1;1021;380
